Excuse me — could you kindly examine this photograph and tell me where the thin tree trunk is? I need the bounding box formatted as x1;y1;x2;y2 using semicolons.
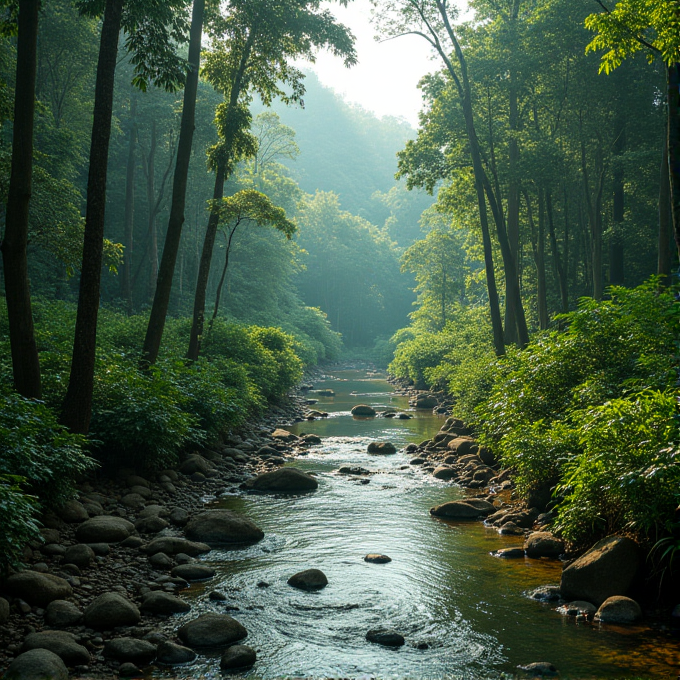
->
659;138;672;283
60;0;123;434
609;122;625;285
525;189;548;330
207;222;239;335
120;98;137;313
141;0;205;367
1;0;41;399
580;131;605;300
667;63;680;262
546;190;568;312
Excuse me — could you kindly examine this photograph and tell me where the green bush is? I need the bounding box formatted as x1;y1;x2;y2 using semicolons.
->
250;326;303;398
0;475;41;575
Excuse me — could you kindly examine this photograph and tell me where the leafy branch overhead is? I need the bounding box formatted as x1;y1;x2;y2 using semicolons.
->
215;189;296;238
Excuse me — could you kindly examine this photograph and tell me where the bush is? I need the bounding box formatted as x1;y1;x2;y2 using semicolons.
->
0;476;41;575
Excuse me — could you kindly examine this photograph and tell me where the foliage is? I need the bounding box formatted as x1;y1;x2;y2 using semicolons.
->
0;475;40;575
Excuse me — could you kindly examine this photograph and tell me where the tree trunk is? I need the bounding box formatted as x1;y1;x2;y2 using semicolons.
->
667;63;680;262
60;0;123;434
546;190;569;312
207;222;239;335
609;122;625;286
120;98;137;313
659;138;672;283
0;0;41;399
141;0;205;367
536;188;548;329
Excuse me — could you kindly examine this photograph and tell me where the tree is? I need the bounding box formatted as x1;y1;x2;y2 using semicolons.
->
0;0;41;399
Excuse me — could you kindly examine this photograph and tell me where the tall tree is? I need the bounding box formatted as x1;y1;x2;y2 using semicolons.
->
0;0;41;398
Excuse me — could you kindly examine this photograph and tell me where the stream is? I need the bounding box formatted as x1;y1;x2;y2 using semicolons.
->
160;369;680;679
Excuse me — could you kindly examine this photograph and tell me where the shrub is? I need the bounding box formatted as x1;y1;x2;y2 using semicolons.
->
0;476;41;574
250;326;303;397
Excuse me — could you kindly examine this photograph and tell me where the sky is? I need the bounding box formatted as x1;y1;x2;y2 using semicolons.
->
302;2;470;127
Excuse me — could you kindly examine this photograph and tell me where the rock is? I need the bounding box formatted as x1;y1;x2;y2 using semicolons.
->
87;543;110;556
430;500;491;519
75;516;134;543
118;662;142;677
524;532;565;559
179;454;213;476
366;628;405;647
495;548;525;558
447;438;478;456
83;593;141;630
63;544;95;568
396;413;412;419
287;568;328;591
463;498;495;513
126;475;150;489
6;571;72;607
558;600;596;616
177;613;247;648
338;466;370;475
364;554;391;564
210;591;227;601
518;662;558;677
3;650;69;680
245;467;318;493
185;509;264;546
45;600;82;627
134;516;169;534
155;641;197;666
499;522;525;536
477;446;496;467
271;428;298;443
104;638;156;664
121;493;146;510
128;485;153;499
300;434;322;445
143;537;210;557
0;596;9;624
316;389;334;397
57;500;89;523
414;395;438;409
42;543;66;556
169;508;190;526
220;644;256;670
149;552;174;569
560;536;641;606
141;591;191;615
351;404;376;417
121;535;144;549
21;631;90;665
432;466;457;480
138;504;167;518
171;564;216;581
367;442;397;455
528;585;562;602
594;595;642;624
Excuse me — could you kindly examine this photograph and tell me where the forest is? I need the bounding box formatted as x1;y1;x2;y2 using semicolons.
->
0;0;679;678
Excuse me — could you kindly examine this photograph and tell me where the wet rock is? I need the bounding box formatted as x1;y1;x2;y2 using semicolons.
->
366;628;405;647
177;613;247;648
300;434;322;445
338;466;370;475
45;600;82;627
415;394;438;409
524;532;565;559
560;536;641;606
518;662;558;677
432;466;457;480
57;500;89;523
104;638;156;664
557;600;596;617
138;504;167;519
245;467;318;493
499;522;525;536
396;413;412;419
63;544;95;568
141;591;191;615
272;428;299;442
410;458;425;465
367;442;397;455
429;500;491;519
171;564;216;581
220;644;256;670
169;507;190;526
185;509;264;546
118;662;142;677
179;454;213;476
6;571;72;607
121;535;145;549
209;591;227;601
143;537;210;557
121;493;146;510
21;631;90;665
364;554;391;564
83;593;141;630
594;596;642;624
447;438;478;456
75;516;134;543
148;552;174;569
134;516;169;534
351;404;376;417
528;585;562;602
4;649;68;680
87;543;110;556
495;548;525;558
287;568;328;591
155;641;197;666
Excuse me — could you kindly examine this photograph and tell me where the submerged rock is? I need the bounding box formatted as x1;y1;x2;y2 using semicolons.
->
245;467;318;493
177;613;247;648
287;568;328;591
366;627;405;647
364;554;392;564
367;442;397;455
594;595;642;624
351;404;376;417
220;644;257;670
185;509;264;546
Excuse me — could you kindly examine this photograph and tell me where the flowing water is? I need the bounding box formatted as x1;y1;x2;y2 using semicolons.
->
161;369;680;680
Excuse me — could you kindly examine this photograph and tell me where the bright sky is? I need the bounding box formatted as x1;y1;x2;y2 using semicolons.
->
304;1;470;127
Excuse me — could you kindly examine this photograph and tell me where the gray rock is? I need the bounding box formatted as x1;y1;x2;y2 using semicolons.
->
104;637;157;664
338;466;371;475
63;544;95;568
138;504;167;519
367;442;397;455
366;628;405;647
141;591;191;615
220;644;256;670
287;568;328;591
6;571;72;607
134;516;169;534
364;554;391;564
57;500;89;523
179;454;214;476
155;641;197;666
245;467;318;493
4;649;68;680
148;552;174;569
87;543;110;556
171;564;216;581
83;593;141;630
75;516;134;543
45;600;82;627
528;585;562;602
594;595;642;624
177;613;247;648
21;631;90;665
185;509;264;546
143;537;210;557
495;548;525;558
430;500;491;519
121;535;144;549
524;532;564;559
118;662;142;677
351;404;376;417
126;475;150;488
121;493;146;510
432;466;457;480
169;508;189;526
518;662;558;677
128;485;152;499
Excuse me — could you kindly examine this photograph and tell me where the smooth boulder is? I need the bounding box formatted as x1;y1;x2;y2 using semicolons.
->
351;404;376;417
364;554;392;564
524;532;565;559
287;568;328;591
560;536;640;606
430;500;492;519
4;650;68;680
75;515;134;543
141;591;191;615
45;600;82;628
177;613;247;648
367;442;397;455
594;596;642;624
83;592;141;630
246;468;318;493
143;536;210;557
104;638;157;664
155;641;197;666
366;628;405;647
171;564;216;581
6;571;72;607
220;645;257;670
185;509;264;546
432;466;457;480
62;544;95;568
21;631;90;665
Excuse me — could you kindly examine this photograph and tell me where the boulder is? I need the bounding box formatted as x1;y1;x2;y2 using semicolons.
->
338;466;371;475
135;515;169;534
432;466;457;480
120;493;146;509
524;532;565;559
143;537;210;557
495;548;526;558
367;442;397;455
287;568;328;591
83;592;141;630
104;638;157;664
45;600;82;627
301;434;322;445
0;596;9;624
364;554;391;564
21;631;90;665
171;564;216;581
594;596;642;624
118;663;141;677
155;641;197;666
138;504;167;518
179;454;213;476
4;650;68;680
6;571;72;607
220;645;256;670
272;428;298;442
75;516;134;543
148;552;174;569
126;475;150;489
169;507;190;526
177;613;247;649
62;544;95;568
415;395;438;409
447;438;478;456
528;585;562;602
185;509;264;546
560;536;641;606
366;628;405;647
141;591;191;615
57;500;89;523
245;468;318;493
518;662;558;677
351;404;376;417
430;500;493;519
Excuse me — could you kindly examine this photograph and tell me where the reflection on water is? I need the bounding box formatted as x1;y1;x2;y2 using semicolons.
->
160;370;680;680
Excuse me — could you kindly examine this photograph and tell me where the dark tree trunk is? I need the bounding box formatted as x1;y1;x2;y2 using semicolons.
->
60;0;123;434
659;138;672;283
141;0;205;367
1;0;41;399
120;98;137;313
525;189;548;330
207;221;239;336
666;63;680;262
546;190;569;312
609;123;625;286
